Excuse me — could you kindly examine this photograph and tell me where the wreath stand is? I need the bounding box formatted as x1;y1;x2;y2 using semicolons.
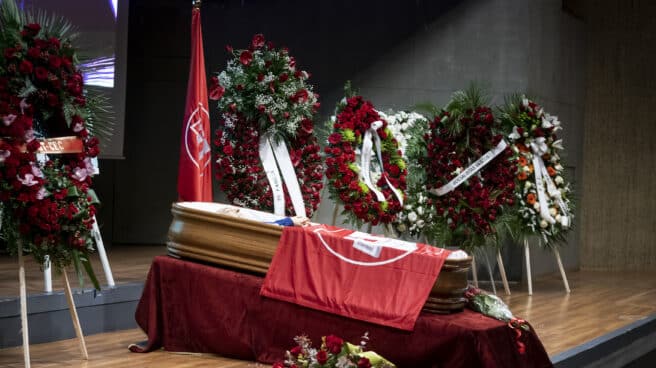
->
524;238;570;295
16;138;98;367
18;243;89;368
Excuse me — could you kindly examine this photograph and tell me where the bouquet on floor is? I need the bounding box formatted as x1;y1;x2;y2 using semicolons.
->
0;0;110;288
275;333;396;368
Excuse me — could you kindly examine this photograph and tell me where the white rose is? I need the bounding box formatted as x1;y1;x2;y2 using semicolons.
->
417;207;424;216
540;220;549;228
549;207;557;216
533;202;540;210
416;219;425;228
404;204;412;210
555;176;564;184
408;212;418;222
525;181;532;189
555;164;563;171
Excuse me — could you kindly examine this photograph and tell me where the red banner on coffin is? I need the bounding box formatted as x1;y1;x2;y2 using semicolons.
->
260;225;451;330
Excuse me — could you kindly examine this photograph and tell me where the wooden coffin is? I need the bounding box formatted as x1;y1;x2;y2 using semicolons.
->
167;202;471;313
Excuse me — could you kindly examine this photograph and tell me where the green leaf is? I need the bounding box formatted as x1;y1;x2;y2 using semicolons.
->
80;253;101;291
71;249;85;288
86;189;100;205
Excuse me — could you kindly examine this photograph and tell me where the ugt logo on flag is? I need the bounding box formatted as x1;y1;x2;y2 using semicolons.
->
184;102;211;174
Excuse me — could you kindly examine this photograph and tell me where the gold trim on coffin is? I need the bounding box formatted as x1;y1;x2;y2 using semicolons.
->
167;202;472;313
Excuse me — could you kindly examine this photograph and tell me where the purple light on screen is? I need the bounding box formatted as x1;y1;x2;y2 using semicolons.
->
110;0;118;19
81;56;115;88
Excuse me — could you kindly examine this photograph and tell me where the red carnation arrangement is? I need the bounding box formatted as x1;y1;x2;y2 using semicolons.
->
213;34;323;217
325;85;407;226
424;86;516;250
0;0;106;287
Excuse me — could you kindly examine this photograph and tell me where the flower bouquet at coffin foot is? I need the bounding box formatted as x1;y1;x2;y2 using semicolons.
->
275;333;396;368
465;286;530;354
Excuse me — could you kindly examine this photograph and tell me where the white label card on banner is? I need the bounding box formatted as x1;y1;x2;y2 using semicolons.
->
352;240;382;258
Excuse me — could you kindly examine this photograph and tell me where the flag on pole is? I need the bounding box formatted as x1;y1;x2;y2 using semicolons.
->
177;3;213;202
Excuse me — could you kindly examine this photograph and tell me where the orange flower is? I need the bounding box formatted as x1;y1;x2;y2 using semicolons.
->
547;166;556;176
528;164;534;173
518;171;528;181
518;156;528;166
517;143;530;153
526;193;536;205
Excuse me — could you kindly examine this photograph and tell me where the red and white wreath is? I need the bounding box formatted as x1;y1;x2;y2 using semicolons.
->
424;87;516;249
212;34;323;217
324;92;407;226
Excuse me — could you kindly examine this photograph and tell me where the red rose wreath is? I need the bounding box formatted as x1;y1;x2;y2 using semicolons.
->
425;86;516;250
0;0;107;287
325;86;407;226
213;34;323;217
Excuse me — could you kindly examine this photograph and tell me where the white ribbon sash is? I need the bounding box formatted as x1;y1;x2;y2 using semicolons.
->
530;137;569;227
431;140;508;196
359;121;404;205
258;134;307;217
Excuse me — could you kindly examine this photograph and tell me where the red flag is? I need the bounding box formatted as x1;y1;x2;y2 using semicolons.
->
177;7;213;202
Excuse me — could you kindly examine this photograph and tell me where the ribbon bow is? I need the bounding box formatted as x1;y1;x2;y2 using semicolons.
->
529;136;569;227
360;121;403;205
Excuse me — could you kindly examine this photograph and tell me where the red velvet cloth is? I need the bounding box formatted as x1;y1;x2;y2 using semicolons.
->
261;225;451;330
132;256;553;368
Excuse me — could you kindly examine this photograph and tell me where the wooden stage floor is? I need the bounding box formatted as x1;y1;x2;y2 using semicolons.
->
1;245;655;367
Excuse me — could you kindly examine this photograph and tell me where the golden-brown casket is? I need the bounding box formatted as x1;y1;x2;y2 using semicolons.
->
167;202;471;313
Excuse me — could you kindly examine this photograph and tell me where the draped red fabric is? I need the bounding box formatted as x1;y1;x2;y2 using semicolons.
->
177;7;212;202
131;256;553;368
260;225;451;330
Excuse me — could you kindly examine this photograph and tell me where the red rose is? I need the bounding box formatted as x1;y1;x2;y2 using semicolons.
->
208;76;224;100
279;73;288;82
325;334;344;354
239;50;252;65
48;55;62;69
251;33;265;49
47;93;59;107
300;118;313;134
222;144;233;155
328;133;342;145
27;47;41;59
49;37;61;49
35;66;48;81
316;350;328;365
19;60;33;74
289;345;302;356
4;47;17;59
290;89;308;103
357;357;372;368
289;57;296;69
272;363;284;368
